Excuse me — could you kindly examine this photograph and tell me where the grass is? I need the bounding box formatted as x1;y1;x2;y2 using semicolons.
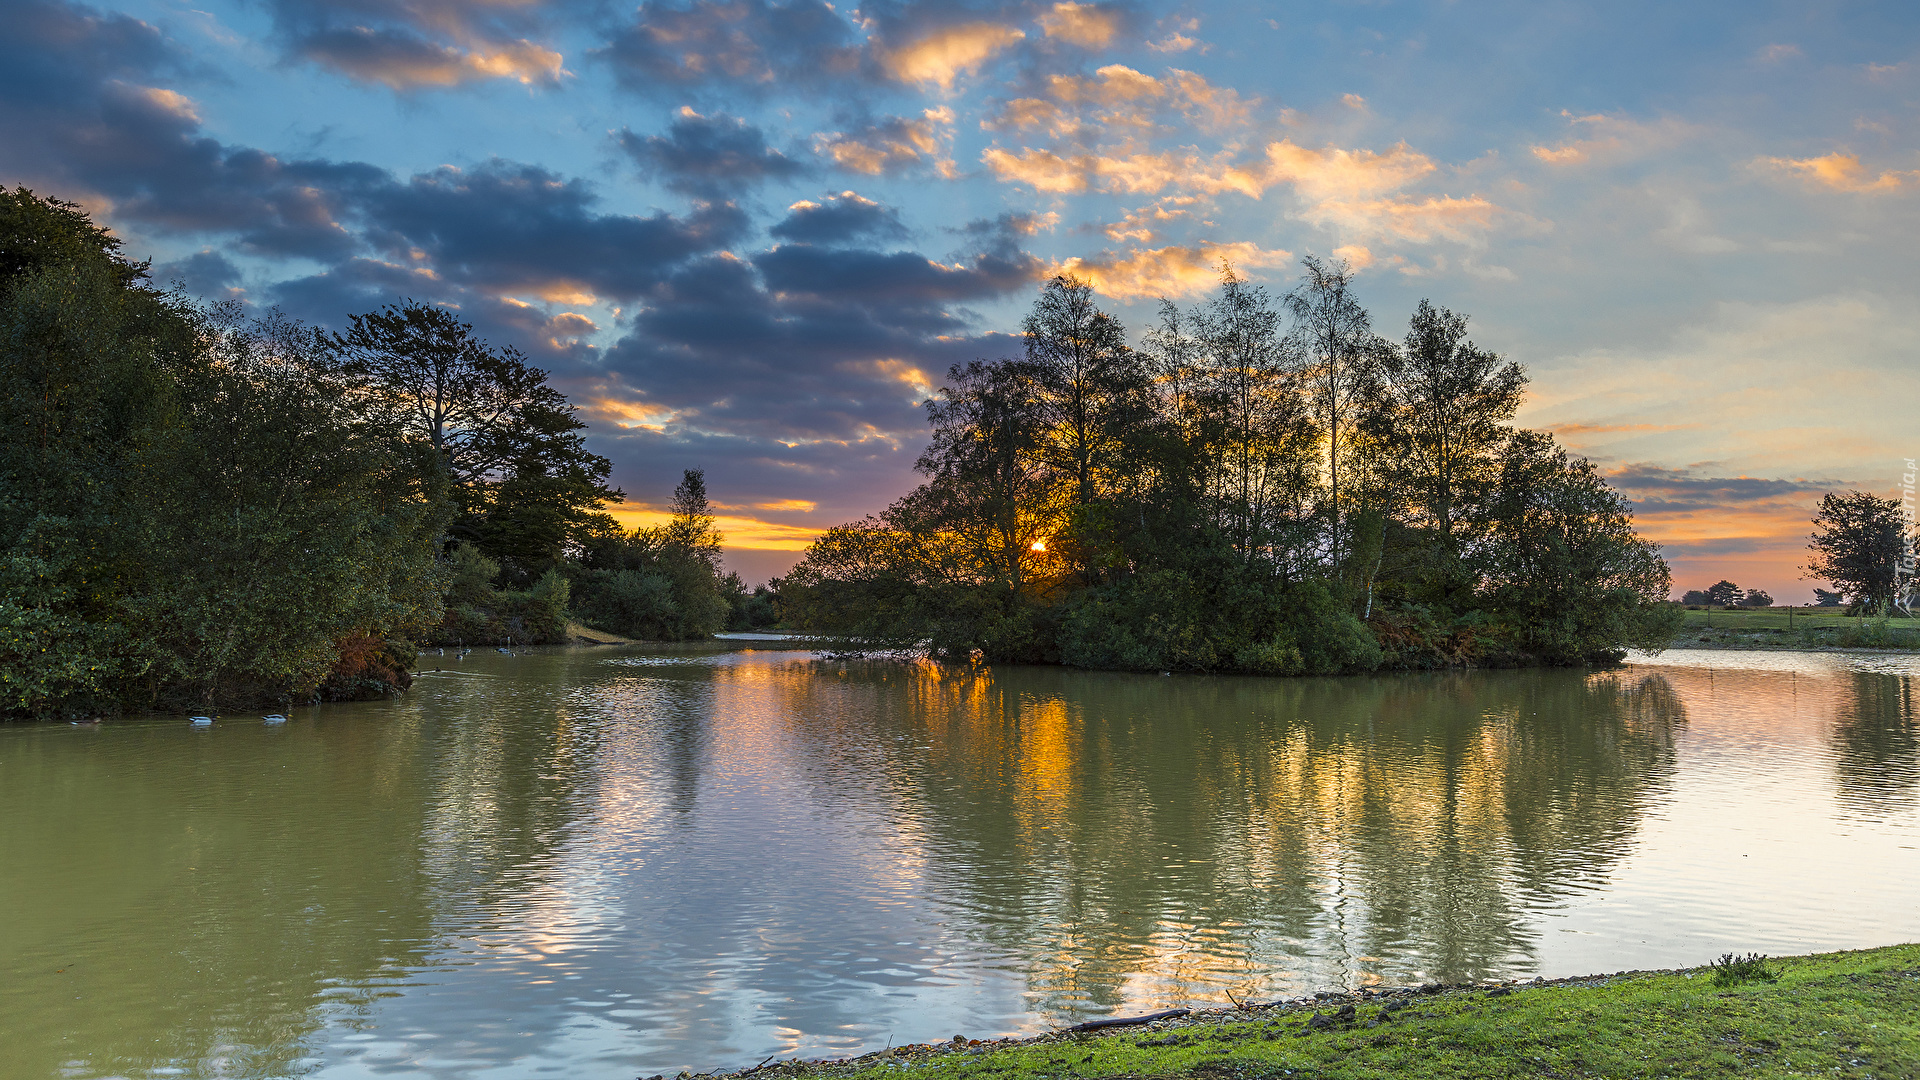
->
1670;608;1920;651
716;944;1920;1080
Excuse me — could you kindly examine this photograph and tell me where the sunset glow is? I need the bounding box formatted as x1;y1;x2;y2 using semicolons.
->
5;0;1913;597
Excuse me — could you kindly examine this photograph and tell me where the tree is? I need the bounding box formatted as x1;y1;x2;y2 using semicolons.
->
1371;300;1528;604
0;188;451;715
1680;589;1711;605
1704;580;1744;608
913;359;1060;597
1476;431;1678;663
1805;490;1907;614
329;300;620;574
1023;275;1153;584
568;469;730;641
1286;254;1382;568
1813;588;1844;607
1193;266;1313;565
1743;589;1773;608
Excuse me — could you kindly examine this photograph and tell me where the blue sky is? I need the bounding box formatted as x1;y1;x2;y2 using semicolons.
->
3;0;1915;595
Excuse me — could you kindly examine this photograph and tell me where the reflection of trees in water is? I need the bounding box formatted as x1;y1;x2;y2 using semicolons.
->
0;713;441;1079
1830;673;1919;818
769;662;1684;1018
419;651;720;908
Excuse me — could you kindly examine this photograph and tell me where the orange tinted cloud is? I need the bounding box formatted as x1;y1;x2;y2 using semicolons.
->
1531;112;1691;168
1303;194;1501;244
304;33;564;90
982;146;1262;196
816;109;953;174
1038;2;1121;48
1260;140;1436;200
877;23;1025;88
1764;151;1915;192
1054;241;1289;300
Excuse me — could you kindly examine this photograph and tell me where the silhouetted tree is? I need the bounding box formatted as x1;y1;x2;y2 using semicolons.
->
1805;490;1908;614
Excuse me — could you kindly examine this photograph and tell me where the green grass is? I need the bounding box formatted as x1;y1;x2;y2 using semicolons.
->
1677;608;1862;630
1669;608;1920;650
734;944;1920;1080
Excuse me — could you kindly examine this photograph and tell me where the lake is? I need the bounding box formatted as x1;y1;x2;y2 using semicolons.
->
2;646;1916;1078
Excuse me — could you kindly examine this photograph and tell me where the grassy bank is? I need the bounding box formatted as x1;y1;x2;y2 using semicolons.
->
1671;608;1920;652
703;944;1920;1080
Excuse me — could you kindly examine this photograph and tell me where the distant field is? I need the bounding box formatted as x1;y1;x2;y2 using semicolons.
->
1676;607;1869;630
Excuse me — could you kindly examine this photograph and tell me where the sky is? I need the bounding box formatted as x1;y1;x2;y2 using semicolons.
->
2;0;1916;599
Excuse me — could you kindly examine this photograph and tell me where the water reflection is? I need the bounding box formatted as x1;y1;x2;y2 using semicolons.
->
756;665;1688;1010
1831;673;1919;818
2;649;1917;1080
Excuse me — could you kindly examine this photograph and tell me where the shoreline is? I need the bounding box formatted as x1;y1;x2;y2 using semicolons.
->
687;944;1919;1080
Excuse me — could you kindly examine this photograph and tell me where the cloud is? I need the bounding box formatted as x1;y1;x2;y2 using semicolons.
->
1756;43;1802;63
367;160;749;302
617;108;807;195
293;26;564;90
1530;112;1693;168
874;21;1026;88
815;109;954;175
1037;2;1124;48
770;191;909;245
266;0;568;90
1763;151;1916;192
1261;140;1436;201
754;242;1041;307
981;146;1262;196
153;249;245;299
595;0;861;93
994;64;1248;133
1054;240;1288;301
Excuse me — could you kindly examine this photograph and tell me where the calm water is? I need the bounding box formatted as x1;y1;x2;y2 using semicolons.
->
2;647;1917;1079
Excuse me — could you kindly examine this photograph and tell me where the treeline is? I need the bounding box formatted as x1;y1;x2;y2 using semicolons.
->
784;265;1680;674
0;189;757;720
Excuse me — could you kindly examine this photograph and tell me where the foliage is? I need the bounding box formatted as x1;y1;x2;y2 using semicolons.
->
1813;587;1844;606
1680;589;1711;605
569;469;731;640
787;263;1677;675
1704;580;1744;607
0;189;452;716
1805;490;1910;614
1710;952;1779;988
723;574;781;631
329;299;620;582
1743;589;1773;607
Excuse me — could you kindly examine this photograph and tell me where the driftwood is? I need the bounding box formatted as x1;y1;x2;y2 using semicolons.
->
1068;1008;1190;1032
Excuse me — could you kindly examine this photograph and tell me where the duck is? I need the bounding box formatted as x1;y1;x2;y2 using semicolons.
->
262;714;288;724
496;646;513;654
189;716;214;725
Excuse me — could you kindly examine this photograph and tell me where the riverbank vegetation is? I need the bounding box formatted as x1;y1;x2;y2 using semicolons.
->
724;943;1920;1080
0;188;746;719
784;268;1679;674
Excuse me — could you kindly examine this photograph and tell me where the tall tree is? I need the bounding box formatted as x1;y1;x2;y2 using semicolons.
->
1024;275;1143;505
1805;490;1909;614
913;358;1060;596
1285;255;1381;569
1476;430;1677;662
1371;300;1528;603
1193;266;1310;564
329;300;620;572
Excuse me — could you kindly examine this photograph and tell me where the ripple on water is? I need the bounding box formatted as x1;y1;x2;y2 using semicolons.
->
0;648;1914;1078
